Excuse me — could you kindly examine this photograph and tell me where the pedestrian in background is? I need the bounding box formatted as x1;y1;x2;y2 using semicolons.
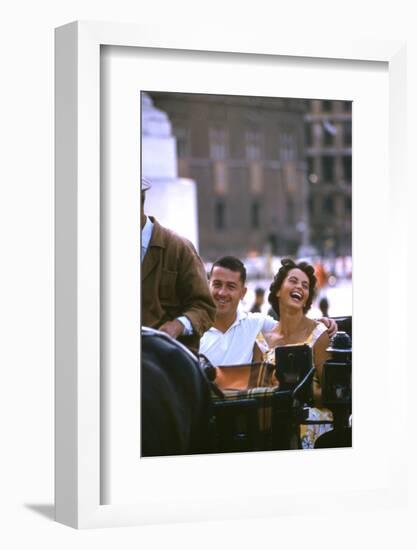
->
319;296;330;317
250;287;265;313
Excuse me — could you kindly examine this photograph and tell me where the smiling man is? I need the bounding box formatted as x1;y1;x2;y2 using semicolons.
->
199;256;337;366
199;256;277;365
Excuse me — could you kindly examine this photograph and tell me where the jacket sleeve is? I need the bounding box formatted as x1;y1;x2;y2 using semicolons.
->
176;242;216;336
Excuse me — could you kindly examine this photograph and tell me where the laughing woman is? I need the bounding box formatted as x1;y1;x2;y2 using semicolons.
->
257;258;333;448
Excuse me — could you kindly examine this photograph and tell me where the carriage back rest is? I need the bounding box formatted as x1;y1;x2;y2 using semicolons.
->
331;316;352;338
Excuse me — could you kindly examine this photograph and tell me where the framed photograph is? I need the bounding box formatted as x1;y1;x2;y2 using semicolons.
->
139;88;353;455
55;21;408;528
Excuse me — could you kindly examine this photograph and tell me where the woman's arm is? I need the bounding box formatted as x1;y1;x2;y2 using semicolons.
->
313;331;331;406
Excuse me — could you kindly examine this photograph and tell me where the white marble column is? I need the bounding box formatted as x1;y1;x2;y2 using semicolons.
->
141;93;199;250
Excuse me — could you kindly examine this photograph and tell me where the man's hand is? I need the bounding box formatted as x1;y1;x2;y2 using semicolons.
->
158;319;185;339
318;317;338;338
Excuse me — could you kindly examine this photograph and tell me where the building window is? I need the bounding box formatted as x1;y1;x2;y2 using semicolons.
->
280;132;297;162
345;196;352;213
344;101;352;113
249;162;263;193
322;100;332;112
215;200;225;230
322;156;334;181
174;126;189;158
245;128;261;160
305;123;313;147
324;196;334;215
251;201;260;229
307;157;314;175
343;156;352;182
209;127;228;160
213;161;228;194
286;199;295;225
323;120;337;146
308;195;314;217
307;156;314;177
343;121;352;146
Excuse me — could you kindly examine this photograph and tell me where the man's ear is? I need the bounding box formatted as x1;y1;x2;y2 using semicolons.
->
240;286;247;300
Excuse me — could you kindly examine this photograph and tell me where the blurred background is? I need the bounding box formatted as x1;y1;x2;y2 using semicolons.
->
141;91;352;318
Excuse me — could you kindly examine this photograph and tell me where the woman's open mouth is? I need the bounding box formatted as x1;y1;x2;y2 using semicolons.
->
290;291;303;302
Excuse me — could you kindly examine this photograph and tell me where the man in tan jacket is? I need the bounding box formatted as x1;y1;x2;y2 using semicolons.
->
141;178;216;352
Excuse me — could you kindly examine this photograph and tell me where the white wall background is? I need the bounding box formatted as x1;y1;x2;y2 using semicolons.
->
1;1;416;547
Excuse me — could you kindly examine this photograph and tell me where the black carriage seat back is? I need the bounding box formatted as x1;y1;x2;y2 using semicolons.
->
275;344;315;403
331;316;352;339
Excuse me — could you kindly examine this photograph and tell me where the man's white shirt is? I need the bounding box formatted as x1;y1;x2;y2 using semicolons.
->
141;215;154;262
199;310;277;366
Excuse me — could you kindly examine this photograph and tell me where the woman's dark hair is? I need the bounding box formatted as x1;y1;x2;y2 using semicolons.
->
268;258;317;318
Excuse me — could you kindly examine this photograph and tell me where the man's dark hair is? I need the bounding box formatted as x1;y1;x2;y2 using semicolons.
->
210;256;247;285
268;258;317;317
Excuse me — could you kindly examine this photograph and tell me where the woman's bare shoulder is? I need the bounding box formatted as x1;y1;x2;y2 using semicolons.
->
307;317;320;331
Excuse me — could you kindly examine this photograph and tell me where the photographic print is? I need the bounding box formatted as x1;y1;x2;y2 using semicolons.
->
54;22;405;528
140;91;352;457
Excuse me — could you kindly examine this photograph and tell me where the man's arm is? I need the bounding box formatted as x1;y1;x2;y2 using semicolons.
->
261;314;279;334
260;313;338;338
159;318;187;339
174;242;216;337
312;331;331;406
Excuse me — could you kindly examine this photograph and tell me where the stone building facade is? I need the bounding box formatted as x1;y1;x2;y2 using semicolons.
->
147;92;352;261
305;99;352;257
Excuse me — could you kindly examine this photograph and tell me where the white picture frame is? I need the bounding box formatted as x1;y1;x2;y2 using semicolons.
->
55;21;408;529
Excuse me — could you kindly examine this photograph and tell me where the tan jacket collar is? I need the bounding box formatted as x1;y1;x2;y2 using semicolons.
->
141;217;164;281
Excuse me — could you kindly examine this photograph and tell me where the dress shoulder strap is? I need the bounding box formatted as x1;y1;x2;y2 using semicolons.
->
304;321;327;347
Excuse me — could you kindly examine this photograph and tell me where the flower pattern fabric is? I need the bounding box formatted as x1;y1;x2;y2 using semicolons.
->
256;322;333;449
